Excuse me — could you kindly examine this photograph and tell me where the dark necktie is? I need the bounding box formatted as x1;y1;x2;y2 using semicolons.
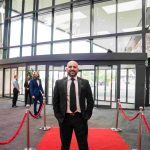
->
70;78;77;112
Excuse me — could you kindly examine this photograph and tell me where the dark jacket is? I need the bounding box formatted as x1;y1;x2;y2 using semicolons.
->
30;79;44;98
53;77;94;123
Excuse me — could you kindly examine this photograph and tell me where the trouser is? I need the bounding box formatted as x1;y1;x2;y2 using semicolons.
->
59;112;88;150
25;90;32;106
33;93;43;115
12;88;19;106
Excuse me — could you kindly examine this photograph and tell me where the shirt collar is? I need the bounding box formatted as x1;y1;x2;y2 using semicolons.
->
68;76;77;81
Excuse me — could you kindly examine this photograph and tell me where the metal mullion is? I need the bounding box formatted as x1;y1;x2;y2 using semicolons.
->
51;0;55;54
20;0;25;57
126;69;129;103
116;0;118;53
142;0;146;53
90;0;93;53
70;0;73;54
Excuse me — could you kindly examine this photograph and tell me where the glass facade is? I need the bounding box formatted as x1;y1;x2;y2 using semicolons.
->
0;0;149;108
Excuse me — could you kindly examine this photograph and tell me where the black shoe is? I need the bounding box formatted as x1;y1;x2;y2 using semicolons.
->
14;105;18;108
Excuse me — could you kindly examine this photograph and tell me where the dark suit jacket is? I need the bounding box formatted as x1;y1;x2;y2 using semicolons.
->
24;80;30;92
30;79;44;98
53;77;94;123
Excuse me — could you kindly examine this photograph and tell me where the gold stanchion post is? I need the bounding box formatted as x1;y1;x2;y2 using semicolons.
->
111;99;122;132
39;97;51;131
24;105;35;150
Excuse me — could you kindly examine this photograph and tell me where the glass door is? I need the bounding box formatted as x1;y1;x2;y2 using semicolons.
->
95;65;117;108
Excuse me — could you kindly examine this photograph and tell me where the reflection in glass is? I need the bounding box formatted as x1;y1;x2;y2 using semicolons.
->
118;35;142;53
53;42;69;54
0;24;4;48
37;12;52;43
72;5;90;38
0;69;3;96
36;44;51;55
11;0;22;16
94;0;116;35
146;0;150;30
23;17;33;44
118;0;142;33
18;67;25;101
22;46;32;57
39;0;52;9
9;47;20;58
93;38;115;53
55;0;70;5
120;65;136;103
0;2;5;23
37;65;46;92
4;69;10;96
72;40;90;53
24;0;34;13
53;9;70;40
10;19;21;46
146;34;150;57
0;49;3;59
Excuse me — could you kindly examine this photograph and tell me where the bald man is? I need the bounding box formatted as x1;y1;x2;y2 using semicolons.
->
53;60;94;150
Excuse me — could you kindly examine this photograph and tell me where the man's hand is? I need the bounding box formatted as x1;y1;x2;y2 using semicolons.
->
32;96;35;99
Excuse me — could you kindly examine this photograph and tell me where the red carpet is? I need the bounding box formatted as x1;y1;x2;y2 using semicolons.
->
36;128;130;150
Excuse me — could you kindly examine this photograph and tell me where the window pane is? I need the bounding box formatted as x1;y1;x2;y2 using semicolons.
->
36;44;51;55
10;18;21;46
146;0;150;30
118;0;142;33
72;5;90;38
37;65;46;92
94;0;116;35
0;49;2;59
23;16;33;44
39;0;52;9
11;0;22;16
22;46;32;57
24;0;34;13
128;69;136;103
53;42;69;54
53;9;70;41
0;24;4;47
72;40;90;53
0;69;3;97
55;0;70;5
93;38;115;53
4;69;10;96
9;47;20;58
0;2;5;23
37;11;52;43
118;35;142;53
146;33;150;57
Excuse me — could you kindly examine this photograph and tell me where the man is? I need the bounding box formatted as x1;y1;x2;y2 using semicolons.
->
30;71;44;116
24;75;32;106
12;75;19;107
53;60;94;150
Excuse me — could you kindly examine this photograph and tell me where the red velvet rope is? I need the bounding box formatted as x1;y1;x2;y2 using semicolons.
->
29;102;44;119
119;102;140;121
142;114;150;133
0;112;27;145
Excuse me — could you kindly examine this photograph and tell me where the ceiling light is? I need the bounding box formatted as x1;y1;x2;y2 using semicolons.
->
102;0;142;14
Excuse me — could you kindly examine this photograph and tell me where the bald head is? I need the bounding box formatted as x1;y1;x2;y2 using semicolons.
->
66;60;79;77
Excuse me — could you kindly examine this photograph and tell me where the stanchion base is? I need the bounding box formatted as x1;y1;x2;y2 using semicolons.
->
24;148;36;150
39;126;51;131
111;128;122;132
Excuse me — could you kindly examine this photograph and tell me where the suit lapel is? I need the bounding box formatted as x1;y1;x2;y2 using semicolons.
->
77;77;82;99
63;78;67;96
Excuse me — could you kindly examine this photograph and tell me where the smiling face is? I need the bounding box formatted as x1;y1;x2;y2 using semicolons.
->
66;61;79;78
